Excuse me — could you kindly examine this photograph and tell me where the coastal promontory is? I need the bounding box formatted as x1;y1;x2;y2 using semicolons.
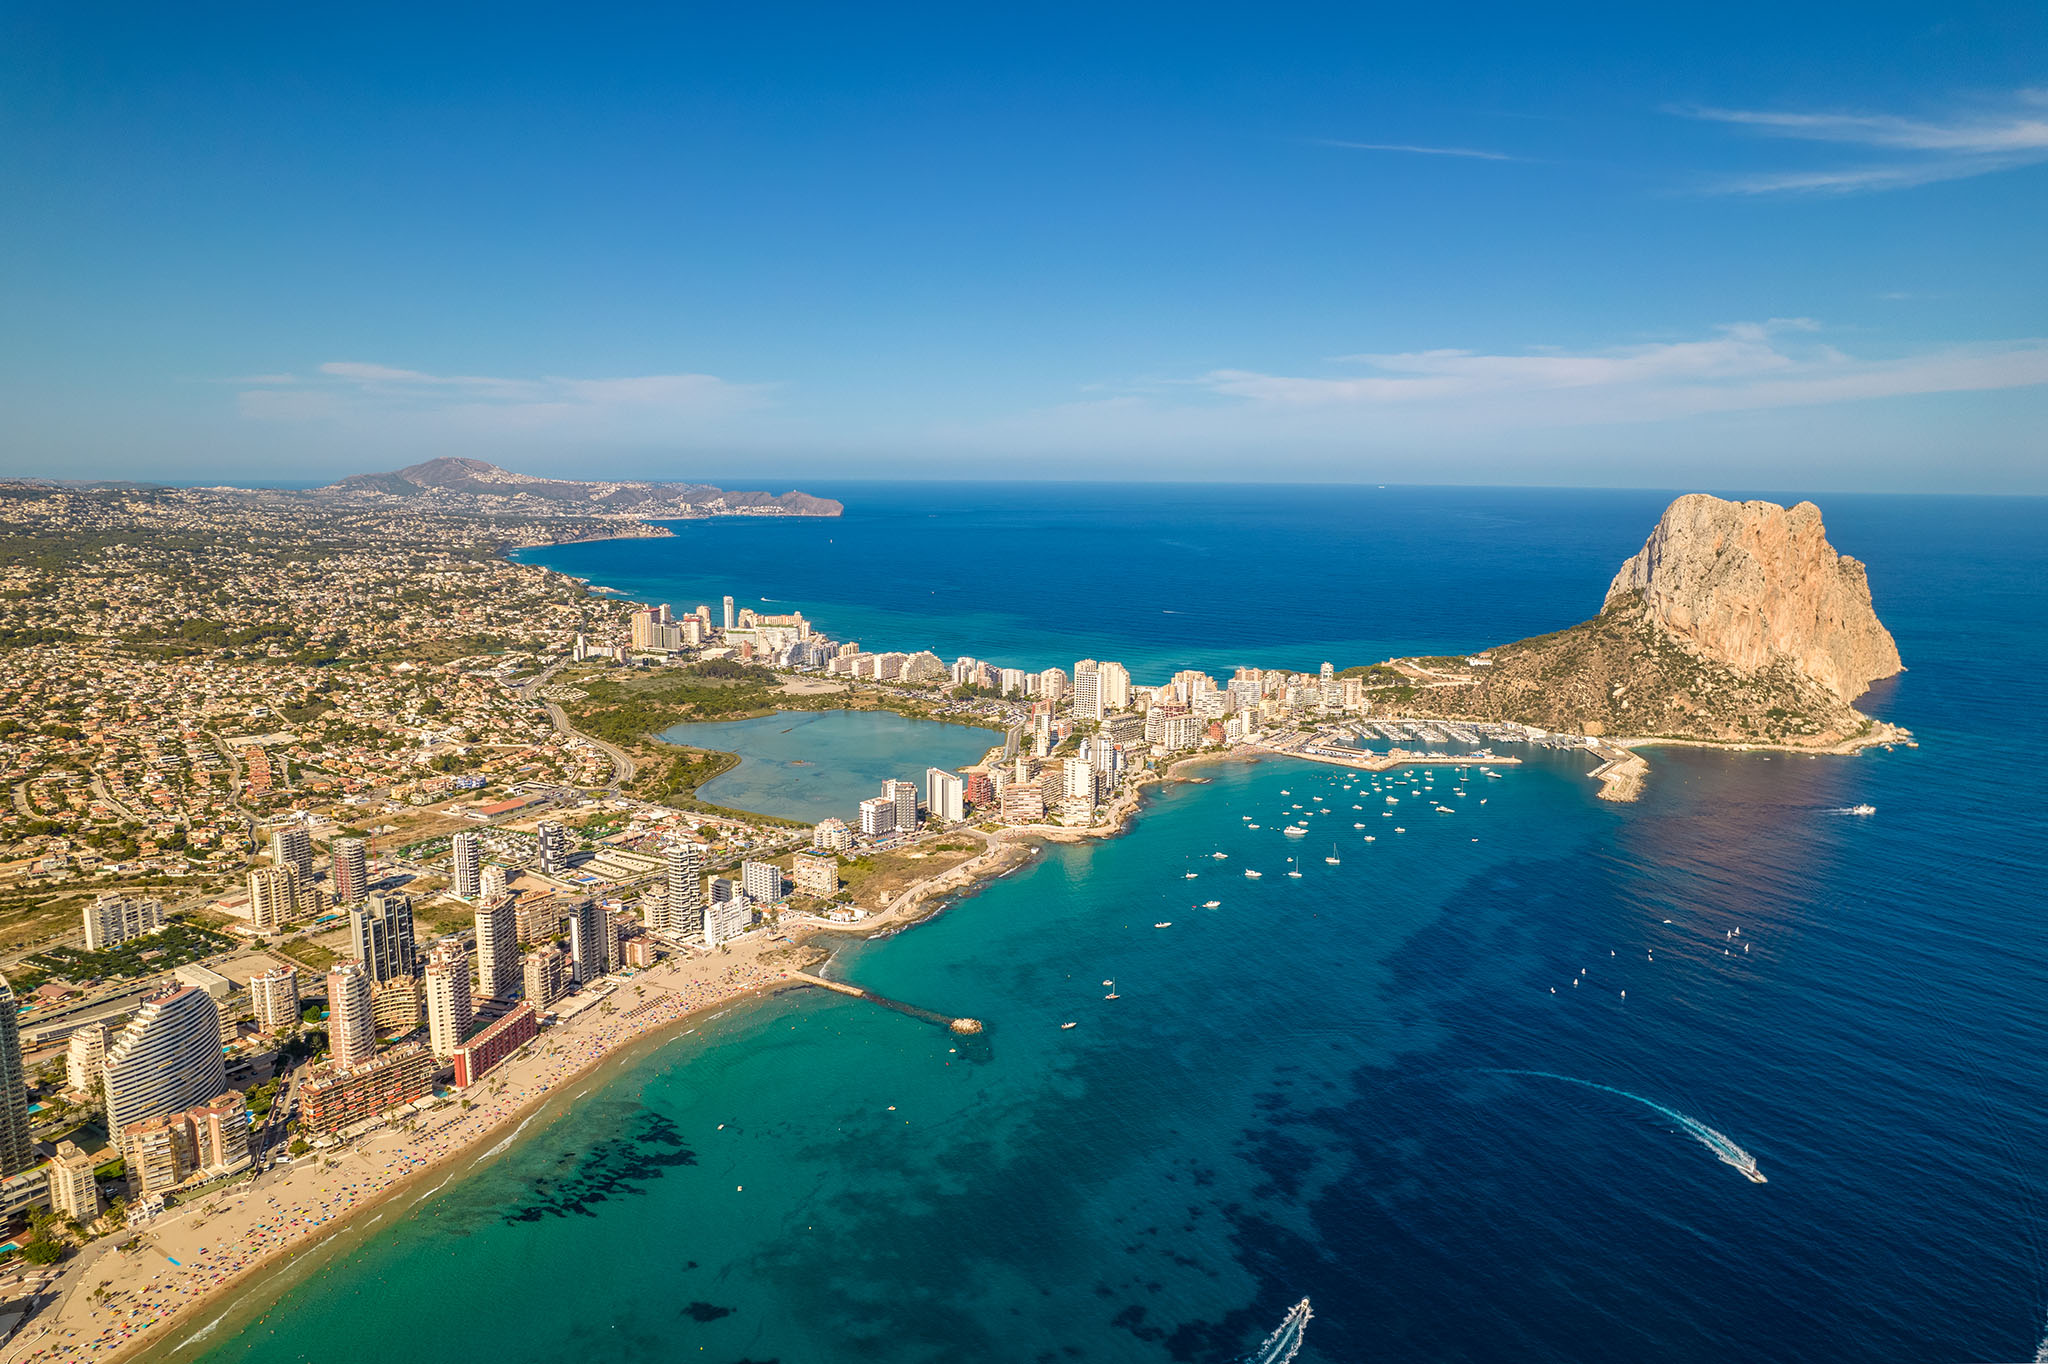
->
322;456;843;517
1398;494;1904;747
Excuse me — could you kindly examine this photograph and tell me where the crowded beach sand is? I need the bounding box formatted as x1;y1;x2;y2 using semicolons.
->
1;935;808;1364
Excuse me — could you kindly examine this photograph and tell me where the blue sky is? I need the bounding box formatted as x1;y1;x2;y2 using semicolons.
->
3;3;2045;491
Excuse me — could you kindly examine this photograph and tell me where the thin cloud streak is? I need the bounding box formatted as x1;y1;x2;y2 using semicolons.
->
1316;139;1517;161
235;360;769;438
1190;321;2048;422
1680;89;2048;194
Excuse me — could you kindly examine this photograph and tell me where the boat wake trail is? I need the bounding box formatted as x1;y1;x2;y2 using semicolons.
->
1242;1298;1312;1364
1482;1070;1767;1183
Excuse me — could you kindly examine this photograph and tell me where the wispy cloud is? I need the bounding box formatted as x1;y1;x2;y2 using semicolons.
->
236;361;768;437
1187;320;2048;421
1680;88;2048;194
1315;139;1517;161
952;321;2048;457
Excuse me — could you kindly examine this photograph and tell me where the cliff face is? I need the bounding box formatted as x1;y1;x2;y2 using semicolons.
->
1397;494;1904;747
1602;494;1900;703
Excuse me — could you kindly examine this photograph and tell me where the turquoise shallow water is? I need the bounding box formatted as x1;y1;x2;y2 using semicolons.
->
190;485;2048;1363
658;709;1002;824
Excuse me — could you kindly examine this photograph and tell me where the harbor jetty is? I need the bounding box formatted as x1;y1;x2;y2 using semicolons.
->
789;971;984;1034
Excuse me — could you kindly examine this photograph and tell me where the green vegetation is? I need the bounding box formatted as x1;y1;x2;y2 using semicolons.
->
568;664;784;747
641;748;740;804
278;938;339;972
16;920;237;989
18;1211;66;1265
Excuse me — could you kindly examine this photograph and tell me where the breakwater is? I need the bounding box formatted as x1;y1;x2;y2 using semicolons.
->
788;971;984;1035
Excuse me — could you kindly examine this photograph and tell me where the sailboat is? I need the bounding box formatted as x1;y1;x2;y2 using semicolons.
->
1325;844;1341;865
1287;857;1302;878
1103;979;1120;999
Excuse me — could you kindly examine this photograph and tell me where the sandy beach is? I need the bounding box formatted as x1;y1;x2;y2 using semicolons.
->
1;936;808;1364
3;715;1909;1362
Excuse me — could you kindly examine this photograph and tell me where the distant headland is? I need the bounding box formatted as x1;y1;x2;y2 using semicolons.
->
319;457;844;518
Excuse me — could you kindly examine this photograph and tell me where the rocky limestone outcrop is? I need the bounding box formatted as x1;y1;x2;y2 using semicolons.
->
1390;494;1907;749
1602;494;1900;702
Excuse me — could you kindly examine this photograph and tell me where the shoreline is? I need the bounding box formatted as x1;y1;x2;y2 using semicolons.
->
46;533;1912;1357
1613;717;1914;757
11;947;811;1364
28;714;1911;1360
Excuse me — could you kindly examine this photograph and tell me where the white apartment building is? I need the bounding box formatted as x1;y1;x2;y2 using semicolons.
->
270;824;314;880
325;962;378;1070
83;893;166;951
475;896;518;1000
424;939;474;1057
451;830;482;899
740;860;785;902
250;965;301;1033
925;767;965;823
103;987;228;1150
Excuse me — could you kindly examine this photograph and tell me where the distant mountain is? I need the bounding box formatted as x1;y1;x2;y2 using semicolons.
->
319;457;842;517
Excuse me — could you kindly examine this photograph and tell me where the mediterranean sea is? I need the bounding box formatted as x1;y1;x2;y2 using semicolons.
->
187;483;2047;1364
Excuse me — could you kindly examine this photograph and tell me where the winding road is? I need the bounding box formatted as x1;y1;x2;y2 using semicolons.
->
517;660;636;794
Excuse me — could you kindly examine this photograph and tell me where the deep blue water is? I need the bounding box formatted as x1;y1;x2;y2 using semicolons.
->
190;484;2048;1364
512;483;1751;678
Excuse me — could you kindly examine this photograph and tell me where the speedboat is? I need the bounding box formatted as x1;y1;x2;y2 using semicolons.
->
1244;869;1262;879
1202;900;1220;908
1061;1021;1077;1030
1154;921;1172;929
1211;851;1229;859
1184;871;1198;879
